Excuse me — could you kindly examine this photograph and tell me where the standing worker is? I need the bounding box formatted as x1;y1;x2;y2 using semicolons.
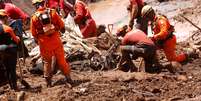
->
141;5;196;63
0;0;30;59
30;0;73;87
0;9;20;90
74;0;97;38
127;0;148;34
115;25;160;73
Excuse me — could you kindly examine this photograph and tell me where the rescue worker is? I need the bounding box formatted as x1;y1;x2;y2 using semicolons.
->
116;25;160;73
0;9;20;90
31;0;73;87
141;5;196;63
0;0;30;59
74;0;97;38
127;0;148;34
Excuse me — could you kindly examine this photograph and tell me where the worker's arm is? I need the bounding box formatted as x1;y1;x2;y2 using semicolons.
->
128;2;138;29
9;3;29;20
74;2;85;24
52;9;65;33
153;18;169;40
3;25;20;44
30;16;38;39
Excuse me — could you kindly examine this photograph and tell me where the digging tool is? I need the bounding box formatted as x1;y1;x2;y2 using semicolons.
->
17;52;31;89
107;24;116;42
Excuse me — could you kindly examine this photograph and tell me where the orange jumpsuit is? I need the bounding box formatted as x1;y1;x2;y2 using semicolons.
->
74;0;97;38
152;15;186;62
1;24;20;44
30;7;70;78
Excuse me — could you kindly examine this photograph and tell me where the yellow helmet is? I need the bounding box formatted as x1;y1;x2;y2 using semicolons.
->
32;0;44;5
0;9;7;17
141;5;154;18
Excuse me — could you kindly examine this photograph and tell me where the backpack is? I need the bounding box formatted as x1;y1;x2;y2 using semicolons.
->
35;8;56;35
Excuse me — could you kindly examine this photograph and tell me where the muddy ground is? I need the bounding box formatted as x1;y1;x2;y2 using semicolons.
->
1;0;201;101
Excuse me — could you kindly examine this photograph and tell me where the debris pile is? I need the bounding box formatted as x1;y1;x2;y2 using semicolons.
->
28;15;121;75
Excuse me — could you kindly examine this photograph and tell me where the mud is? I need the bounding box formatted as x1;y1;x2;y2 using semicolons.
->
1;0;201;101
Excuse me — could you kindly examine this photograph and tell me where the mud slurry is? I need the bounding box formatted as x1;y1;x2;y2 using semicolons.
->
2;0;201;101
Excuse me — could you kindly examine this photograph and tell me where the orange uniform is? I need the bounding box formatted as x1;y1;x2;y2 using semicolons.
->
0;24;20;44
30;7;70;78
74;0;97;38
152;15;186;62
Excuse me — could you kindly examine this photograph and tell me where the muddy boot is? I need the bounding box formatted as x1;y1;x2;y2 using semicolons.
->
163;61;182;73
64;75;74;85
45;77;52;87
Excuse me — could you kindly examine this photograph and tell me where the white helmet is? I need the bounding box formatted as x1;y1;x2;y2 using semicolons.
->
141;5;154;18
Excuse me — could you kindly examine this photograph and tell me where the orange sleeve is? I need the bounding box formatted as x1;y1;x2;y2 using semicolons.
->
51;9;65;30
154;18;170;40
74;2;85;24
3;25;20;44
30;15;38;39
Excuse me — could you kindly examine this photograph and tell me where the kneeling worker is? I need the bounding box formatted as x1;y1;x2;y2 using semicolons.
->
116;25;160;73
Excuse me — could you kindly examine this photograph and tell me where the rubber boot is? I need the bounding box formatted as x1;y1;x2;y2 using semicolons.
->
64;75;74;85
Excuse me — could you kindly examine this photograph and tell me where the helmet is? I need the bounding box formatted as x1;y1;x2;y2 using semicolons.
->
32;0;44;5
0;9;7;17
116;24;128;36
141;5;154;18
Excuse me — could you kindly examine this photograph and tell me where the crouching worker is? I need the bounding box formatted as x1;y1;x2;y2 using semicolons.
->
31;0;73;87
115;25;160;73
0;9;20;90
141;5;198;63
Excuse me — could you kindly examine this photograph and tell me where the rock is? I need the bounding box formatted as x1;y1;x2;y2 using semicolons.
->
177;75;188;81
80;88;87;93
